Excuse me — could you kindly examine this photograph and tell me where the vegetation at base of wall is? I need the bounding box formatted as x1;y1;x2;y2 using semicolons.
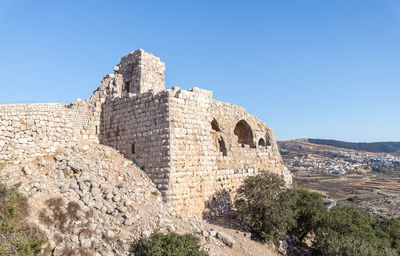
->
235;172;294;242
0;182;46;255
235;172;400;255
308;138;400;153
129;232;209;256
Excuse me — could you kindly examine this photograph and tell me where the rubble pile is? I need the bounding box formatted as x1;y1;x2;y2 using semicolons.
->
1;142;277;256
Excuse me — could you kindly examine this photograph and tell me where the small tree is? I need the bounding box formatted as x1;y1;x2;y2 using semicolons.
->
376;218;400;255
0;182;46;255
234;172;294;242
313;204;385;256
290;188;328;241
129;232;208;256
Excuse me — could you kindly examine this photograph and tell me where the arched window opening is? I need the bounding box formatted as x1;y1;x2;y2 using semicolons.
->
234;120;254;147
218;137;227;156
258;138;266;146
211;118;221;132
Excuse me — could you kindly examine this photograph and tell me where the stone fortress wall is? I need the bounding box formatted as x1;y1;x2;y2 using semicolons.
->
0;49;292;216
168;87;218;215
0;102;100;161
167;88;291;215
99;90;172;196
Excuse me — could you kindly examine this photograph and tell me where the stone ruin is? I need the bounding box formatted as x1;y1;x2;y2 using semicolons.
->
0;49;292;216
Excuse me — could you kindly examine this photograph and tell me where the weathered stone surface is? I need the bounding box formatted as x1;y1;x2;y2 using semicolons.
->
81;238;92;248
103;230;115;239
22;165;35;175
0;48;292;217
1;142;279;256
217;231;235;248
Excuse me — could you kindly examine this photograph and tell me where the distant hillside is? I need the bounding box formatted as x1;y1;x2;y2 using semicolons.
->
386;142;400;150
308;139;400;153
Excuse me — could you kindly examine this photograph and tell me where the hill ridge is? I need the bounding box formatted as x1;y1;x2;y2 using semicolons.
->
306;138;400;153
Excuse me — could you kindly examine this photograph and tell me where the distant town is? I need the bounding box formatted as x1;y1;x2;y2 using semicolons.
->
278;139;400;220
279;140;400;176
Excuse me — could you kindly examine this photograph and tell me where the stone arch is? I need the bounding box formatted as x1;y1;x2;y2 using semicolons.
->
258;138;266;146
234;120;254;147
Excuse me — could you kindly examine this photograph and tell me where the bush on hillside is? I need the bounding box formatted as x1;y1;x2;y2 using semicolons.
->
376;218;400;255
290;188;328;241
234;172;400;255
129;232;209;256
234;172;294;242
313;204;386;256
0;182;46;255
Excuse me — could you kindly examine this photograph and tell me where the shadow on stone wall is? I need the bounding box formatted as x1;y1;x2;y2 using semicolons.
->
99;101;112;152
203;189;251;234
203;189;233;220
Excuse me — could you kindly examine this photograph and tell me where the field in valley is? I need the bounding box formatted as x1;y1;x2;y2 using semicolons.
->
280;139;400;219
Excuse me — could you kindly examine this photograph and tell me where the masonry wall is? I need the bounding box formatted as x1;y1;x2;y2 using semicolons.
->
0;102;100;161
167;87;219;215
99;90;172;195
211;100;285;171
211;100;291;190
166;91;291;216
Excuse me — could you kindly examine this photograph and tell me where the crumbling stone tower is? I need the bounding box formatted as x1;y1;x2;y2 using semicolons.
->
0;49;292;216
118;49;165;95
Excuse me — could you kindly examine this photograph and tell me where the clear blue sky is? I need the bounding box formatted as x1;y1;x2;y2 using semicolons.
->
0;0;399;142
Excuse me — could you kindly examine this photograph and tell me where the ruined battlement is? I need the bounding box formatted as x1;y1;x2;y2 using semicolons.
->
116;49;165;95
0;49;291;216
0;102;100;161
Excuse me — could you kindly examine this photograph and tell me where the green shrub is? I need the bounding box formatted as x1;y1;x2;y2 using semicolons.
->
129;232;208;256
313;204;385;256
376;218;400;255
290;188;328;241
0;182;46;255
234;172;294;242
234;171;400;254
151;190;160;196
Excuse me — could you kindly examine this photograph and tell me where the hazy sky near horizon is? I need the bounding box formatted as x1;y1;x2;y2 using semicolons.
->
0;0;399;142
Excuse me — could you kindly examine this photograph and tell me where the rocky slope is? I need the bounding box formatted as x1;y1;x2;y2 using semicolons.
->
0;142;277;256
